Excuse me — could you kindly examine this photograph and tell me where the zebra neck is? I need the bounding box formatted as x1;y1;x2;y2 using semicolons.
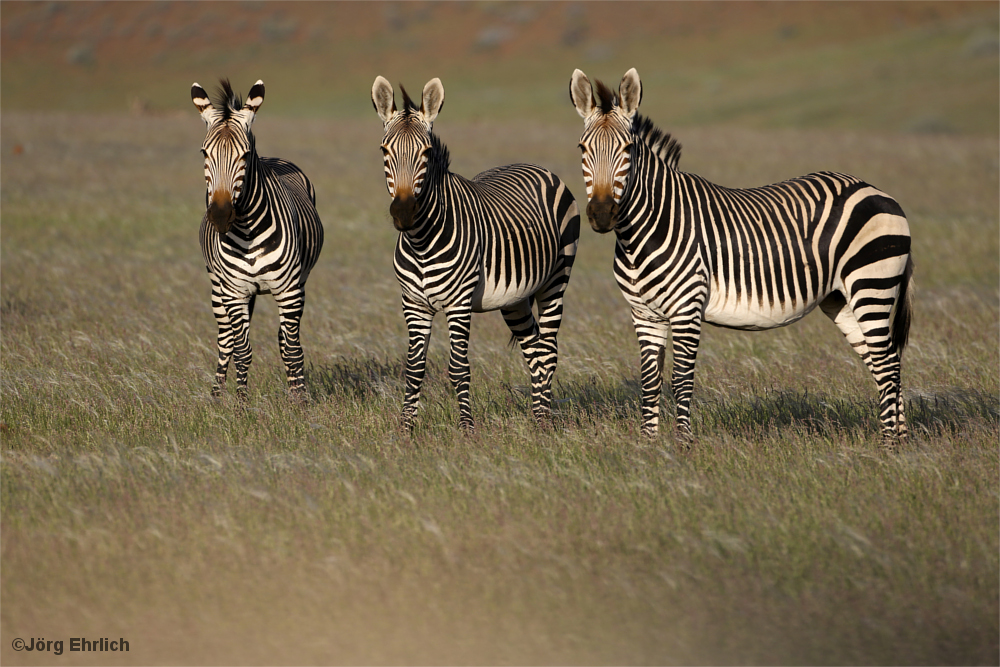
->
616;140;674;246
400;174;452;251
233;152;267;228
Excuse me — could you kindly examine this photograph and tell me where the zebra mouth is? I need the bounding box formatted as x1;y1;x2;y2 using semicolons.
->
586;197;618;233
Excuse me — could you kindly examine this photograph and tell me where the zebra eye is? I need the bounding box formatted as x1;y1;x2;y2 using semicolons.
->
380;146;390;156
578;143;586;152
200;149;208;158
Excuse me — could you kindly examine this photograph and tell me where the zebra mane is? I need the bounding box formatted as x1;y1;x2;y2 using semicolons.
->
399;84;419;112
428;131;451;173
211;79;243;121
633;115;681;169
593;79;617;114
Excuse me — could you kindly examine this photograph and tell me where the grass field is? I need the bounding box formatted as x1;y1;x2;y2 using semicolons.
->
2;2;999;665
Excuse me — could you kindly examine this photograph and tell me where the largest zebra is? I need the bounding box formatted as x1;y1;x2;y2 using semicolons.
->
570;68;913;443
371;76;580;433
191;79;324;400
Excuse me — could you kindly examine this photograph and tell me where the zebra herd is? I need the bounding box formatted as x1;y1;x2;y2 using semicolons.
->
191;69;913;444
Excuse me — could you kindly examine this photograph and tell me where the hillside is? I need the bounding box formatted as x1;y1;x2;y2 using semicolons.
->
2;1;997;133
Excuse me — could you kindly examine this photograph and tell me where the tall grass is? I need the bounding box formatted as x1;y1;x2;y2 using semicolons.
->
1;110;997;664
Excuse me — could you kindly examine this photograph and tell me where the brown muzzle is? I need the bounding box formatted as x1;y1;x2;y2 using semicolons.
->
586;195;619;234
207;191;236;235
390;194;418;231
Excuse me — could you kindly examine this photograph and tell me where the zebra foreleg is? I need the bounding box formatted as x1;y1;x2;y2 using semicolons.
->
400;297;434;432
444;305;475;434
222;298;254;402
275;289;308;400
634;319;670;438
209;281;234;397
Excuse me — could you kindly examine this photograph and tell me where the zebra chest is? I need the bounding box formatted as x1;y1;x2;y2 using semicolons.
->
612;241;709;321
212;230;295;291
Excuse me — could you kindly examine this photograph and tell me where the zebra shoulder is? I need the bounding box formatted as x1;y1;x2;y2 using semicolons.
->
261;157;317;206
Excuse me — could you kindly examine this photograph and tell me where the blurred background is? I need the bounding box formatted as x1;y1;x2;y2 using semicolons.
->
2;0;997;133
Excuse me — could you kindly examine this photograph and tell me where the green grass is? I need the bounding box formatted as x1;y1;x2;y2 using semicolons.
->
1;107;997;664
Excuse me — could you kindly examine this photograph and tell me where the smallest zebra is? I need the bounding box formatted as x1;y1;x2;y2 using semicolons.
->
192;79;324;401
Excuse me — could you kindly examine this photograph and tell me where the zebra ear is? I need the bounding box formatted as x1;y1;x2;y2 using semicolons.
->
619;68;642;117
570;69;595;119
244;80;265;115
191;83;215;124
372;76;396;124
420;78;445;128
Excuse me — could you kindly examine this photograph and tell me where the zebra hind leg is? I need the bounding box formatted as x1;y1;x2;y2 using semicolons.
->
522;250;577;425
668;311;703;445
821;291;906;446
501;300;556;425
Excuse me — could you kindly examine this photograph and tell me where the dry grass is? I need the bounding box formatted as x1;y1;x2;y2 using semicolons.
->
1;105;997;665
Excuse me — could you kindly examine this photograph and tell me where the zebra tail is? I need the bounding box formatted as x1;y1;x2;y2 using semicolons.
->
892;255;914;357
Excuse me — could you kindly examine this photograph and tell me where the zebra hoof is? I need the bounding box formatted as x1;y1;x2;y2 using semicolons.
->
459;419;476;436
532;409;554;429
398;414;416;433
211;385;224;399
881;433;903;451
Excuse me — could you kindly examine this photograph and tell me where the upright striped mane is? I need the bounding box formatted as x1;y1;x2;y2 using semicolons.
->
210;79;243;121
428;132;451;173
398;84;419;112
633;115;681;169
594;80;617;114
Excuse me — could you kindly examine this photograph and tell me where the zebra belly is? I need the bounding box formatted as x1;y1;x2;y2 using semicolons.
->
704;291;817;330
470;271;544;312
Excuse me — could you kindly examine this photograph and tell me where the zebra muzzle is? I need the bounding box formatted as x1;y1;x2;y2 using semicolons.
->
207;196;236;235
390;195;418;231
586;197;619;233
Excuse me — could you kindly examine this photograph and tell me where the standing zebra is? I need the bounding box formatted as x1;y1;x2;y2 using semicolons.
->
192;79;324;400
569;68;913;443
371;76;580;433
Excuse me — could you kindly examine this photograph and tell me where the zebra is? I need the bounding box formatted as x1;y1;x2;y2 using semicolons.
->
371;76;580;433
569;68;913;443
191;79;324;401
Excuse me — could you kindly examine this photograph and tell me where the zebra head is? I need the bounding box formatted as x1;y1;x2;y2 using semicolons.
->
191;79;264;235
570;68;642;233
372;76;445;232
